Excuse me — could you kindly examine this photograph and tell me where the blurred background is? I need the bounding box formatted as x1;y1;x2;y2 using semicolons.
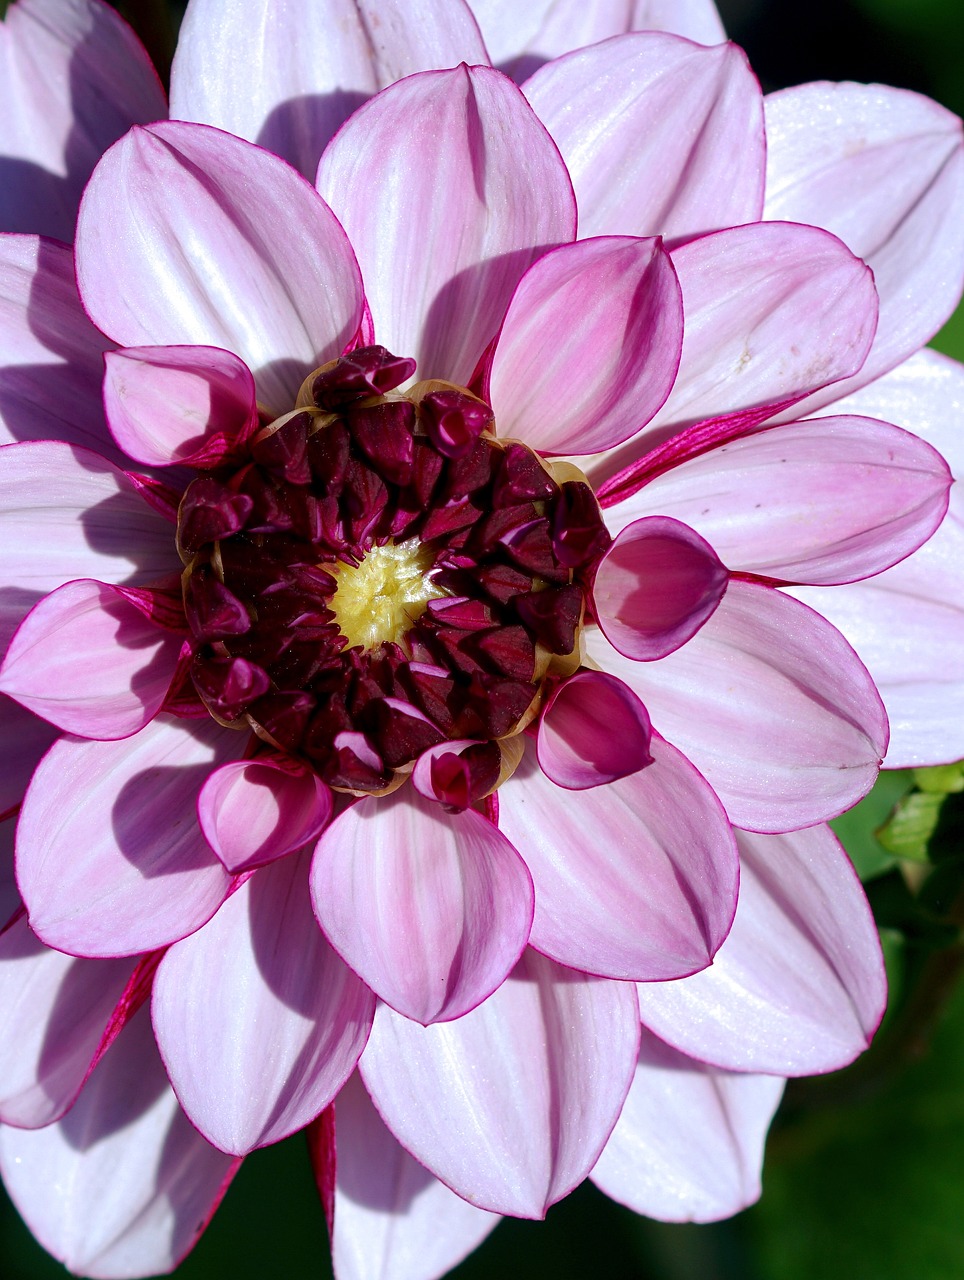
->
3;0;964;1276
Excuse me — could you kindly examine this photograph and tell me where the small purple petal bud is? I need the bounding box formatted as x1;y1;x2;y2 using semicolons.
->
421;389;494;459
192;652;270;720
349;400;416;486
515;585;583;654
311;345;416;408
552;481;612;569
492;443;557;507
251;412;312;484
177;478;253;555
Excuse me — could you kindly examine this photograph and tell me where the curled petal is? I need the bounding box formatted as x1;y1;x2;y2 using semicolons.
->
310;789;534;1024
537;670;653;789
592;515;727;659
360;950;640;1218
591;1028;784;1223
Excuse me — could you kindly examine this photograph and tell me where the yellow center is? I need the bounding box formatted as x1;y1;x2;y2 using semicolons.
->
328;538;446;652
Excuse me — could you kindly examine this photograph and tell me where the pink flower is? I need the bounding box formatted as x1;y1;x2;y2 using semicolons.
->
0;2;960;1278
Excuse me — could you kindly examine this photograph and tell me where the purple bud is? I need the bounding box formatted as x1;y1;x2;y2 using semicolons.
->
311;346;416;408
421;389;494;459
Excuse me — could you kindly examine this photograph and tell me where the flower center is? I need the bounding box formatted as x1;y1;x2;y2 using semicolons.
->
175;346;611;799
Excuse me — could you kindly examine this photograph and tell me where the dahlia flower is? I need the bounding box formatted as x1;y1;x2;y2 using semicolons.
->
0;2;960;1279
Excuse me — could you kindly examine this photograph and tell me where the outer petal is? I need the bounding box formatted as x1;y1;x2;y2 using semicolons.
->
16;715;241;957
0;0;166;241
497;736;738;980
317;64;577;385
524;34;763;239
764;83;964;413
310;788;533;1024
586;579;887;832
332;1073;499;1280
0;695;58;815
475;0;725;78
636;825;886;1074
486;236;682;455
0;236;123;461
537;670;653;789
76;121;364;411
360;950;640;1218
0;917;133;1127
0;579;182;738
153;850;375;1156
171;0;488;179
103;344;259;467
609;415;951;585
0;1005;238;1280
590;1028;784;1223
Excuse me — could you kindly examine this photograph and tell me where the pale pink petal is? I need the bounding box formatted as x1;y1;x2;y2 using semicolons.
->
310;788;533;1024
764;82;964;414
103;345;259;467
585;579;887;831
591;1028;784;1223
317;65;576;385
0;917;133;1126
153;850;374;1156
0;441;176;650
0;235;125;462
331;1073;499;1280
485;236;682;454
475;0;725;79
76;122;364;411
17;715;241;957
0;1005;238;1280
360;951;639;1217
0;579;181;739
537;670;652;789
171;0;488;179
497;737;737;980
0;695;58;815
636;825;886;1074
198;758;332;873
592;515;727;659
609;415;951;585
524;35;762;239
0;0;166;241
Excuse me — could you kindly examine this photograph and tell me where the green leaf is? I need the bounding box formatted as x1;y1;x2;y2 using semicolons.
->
877;790;947;861
912;762;964;795
831;770;910;880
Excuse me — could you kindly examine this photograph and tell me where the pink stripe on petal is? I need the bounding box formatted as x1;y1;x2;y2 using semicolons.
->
17;716;241;957
486;236;682;455
524;34;762;239
498;737;738;981
636;825;887;1075
537;670;653;789
0;1005;239;1280
592;515;727;660
317;64;576;385
591;1028;784;1223
310;788;534;1024
197;757;332;873
360;951;639;1218
0;579;182;739
153;850;375;1155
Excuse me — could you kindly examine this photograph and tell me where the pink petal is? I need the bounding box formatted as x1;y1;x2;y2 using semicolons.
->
592;515;728;659
103;344;259;467
636;824;886;1074
153;850;374;1155
0;917;133;1127
0;0;166;241
331;1073;500;1280
171;0;488;180
485;236;682;454
764;82;964;413
0;695;58;815
76;122;364;411
497;736;738;980
317;64;576;385
198;757;332;872
0;579;181;739
610;415;951;585
0;1005;238;1280
17;715;240;957
524;34;763;239
537;670;653;789
475;0;725;79
310;788;533;1024
0;235;125;462
360;950;640;1217
585;579;888;831
591;1028;784;1223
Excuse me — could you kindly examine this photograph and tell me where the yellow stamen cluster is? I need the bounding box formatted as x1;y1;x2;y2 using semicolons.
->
328;538;445;652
